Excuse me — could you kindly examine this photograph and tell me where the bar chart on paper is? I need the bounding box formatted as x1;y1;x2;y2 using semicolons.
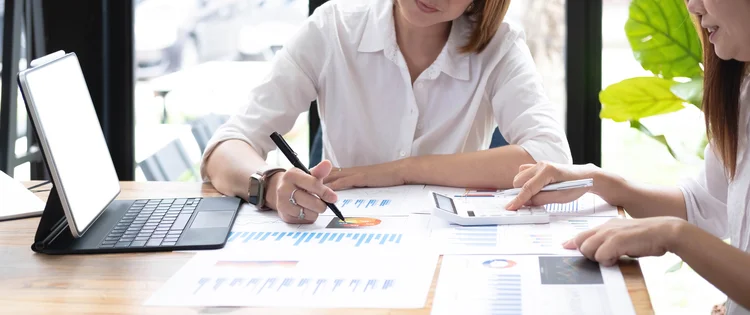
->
430;217;609;254
146;251;438;308
543;194;619;217
329;185;428;216
432;255;525;315
544;200;582;213
339;198;392;208
192;275;397;298
431;255;635;315
225;230;406;250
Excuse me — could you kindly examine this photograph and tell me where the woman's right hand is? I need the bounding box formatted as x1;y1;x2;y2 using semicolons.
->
505;162;602;210
266;160;339;224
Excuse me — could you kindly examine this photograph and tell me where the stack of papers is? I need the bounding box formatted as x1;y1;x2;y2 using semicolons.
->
148;184;635;313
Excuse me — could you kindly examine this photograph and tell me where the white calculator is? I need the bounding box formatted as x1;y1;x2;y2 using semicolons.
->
430;191;550;226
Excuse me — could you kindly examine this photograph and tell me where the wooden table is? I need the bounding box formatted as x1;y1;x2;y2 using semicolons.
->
0;181;654;314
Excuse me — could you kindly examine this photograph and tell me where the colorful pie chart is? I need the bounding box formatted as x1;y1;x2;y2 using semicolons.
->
327;217;382;228
482;259;517;269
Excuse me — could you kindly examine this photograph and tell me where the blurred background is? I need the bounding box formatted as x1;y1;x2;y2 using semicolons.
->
0;0;726;313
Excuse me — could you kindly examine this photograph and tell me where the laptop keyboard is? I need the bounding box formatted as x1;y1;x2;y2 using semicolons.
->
99;198;201;248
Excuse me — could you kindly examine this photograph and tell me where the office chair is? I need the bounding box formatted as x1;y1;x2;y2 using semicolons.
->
138;139;199;181
308;127;508;168
190;114;229;153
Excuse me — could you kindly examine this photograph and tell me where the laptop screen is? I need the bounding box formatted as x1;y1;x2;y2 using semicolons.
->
20;53;120;237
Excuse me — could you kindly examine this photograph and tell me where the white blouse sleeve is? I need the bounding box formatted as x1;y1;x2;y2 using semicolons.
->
199;5;333;182
678;145;729;239
489;35;572;165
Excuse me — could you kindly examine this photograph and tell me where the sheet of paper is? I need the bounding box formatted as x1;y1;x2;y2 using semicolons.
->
430;216;612;255
326;185;430;216
544;193;620;217
146;249;438;308
424;186;619;217
0;170;44;221
223;228;428;253
431;255;635;315
232;206;433;234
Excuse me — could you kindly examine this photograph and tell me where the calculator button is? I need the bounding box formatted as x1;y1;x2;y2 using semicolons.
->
517;209;532;216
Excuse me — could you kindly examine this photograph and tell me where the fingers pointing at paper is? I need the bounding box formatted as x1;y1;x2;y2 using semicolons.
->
269;160;338;224
505;162;600;210
561;217;682;266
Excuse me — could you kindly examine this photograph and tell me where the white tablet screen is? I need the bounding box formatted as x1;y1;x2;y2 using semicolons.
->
20;54;120;236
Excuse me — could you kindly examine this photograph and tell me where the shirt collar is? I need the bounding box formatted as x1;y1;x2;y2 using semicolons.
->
357;1;471;81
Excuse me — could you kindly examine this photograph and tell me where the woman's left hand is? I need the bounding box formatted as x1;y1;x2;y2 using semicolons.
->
563;217;685;266
322;161;407;190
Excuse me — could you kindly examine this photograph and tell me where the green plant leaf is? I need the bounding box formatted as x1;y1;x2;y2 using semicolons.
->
626;0;703;79
665;261;684;273
670;78;703;108
630;120;679;160
600;77;686;122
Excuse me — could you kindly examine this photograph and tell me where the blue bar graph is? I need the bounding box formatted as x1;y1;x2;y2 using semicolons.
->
443;226;499;247
227;231;404;248
193;276;397;297
483;274;522;314
337;198;393;209
544;200;579;213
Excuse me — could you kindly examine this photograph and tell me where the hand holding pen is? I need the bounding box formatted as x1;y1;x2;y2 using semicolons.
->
269;132;347;223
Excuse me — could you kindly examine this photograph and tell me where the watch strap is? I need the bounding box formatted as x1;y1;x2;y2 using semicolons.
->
248;167;285;209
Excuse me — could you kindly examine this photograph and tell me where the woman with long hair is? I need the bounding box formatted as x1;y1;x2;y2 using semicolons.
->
506;0;750;312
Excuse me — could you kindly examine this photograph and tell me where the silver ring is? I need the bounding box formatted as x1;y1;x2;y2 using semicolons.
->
298;207;306;220
289;188;300;206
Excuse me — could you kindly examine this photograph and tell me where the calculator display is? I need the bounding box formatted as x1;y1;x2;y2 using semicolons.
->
432;193;457;214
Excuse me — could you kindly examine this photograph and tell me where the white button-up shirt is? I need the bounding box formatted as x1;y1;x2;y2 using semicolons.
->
200;0;571;180
679;77;750;315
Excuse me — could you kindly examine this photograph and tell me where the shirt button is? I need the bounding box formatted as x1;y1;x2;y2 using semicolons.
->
399;151;406;157
417;123;423;129
416;82;424;89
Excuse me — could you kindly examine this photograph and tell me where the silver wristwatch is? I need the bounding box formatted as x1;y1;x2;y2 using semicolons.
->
247;166;285;209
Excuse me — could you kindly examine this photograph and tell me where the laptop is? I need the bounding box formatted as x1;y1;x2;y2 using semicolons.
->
18;51;241;254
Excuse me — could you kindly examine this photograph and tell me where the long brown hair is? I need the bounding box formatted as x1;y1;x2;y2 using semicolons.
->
460;0;511;54
692;19;747;179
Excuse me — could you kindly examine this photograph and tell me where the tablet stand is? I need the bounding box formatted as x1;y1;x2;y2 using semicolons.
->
31;185;75;253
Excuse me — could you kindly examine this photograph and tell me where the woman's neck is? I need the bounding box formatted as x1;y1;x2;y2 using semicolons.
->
393;5;451;83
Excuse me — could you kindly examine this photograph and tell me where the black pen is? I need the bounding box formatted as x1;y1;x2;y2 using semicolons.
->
269;132;347;223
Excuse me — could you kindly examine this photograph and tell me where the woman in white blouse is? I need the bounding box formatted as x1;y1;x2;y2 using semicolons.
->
506;0;750;312
201;0;571;223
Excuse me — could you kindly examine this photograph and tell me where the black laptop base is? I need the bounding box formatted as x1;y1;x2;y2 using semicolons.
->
31;187;242;255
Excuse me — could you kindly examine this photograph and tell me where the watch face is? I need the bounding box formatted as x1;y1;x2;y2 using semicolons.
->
249;175;262;197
